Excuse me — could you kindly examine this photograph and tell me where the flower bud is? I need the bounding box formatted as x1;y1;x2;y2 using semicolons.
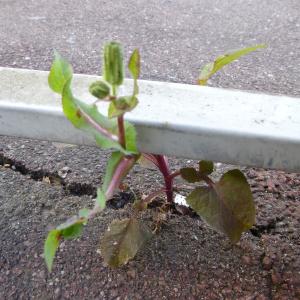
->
103;42;124;87
89;81;110;99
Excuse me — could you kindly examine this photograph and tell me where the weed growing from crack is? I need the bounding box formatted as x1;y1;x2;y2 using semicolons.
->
44;42;265;271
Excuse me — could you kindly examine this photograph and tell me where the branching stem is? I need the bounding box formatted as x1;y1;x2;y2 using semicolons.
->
168;170;181;180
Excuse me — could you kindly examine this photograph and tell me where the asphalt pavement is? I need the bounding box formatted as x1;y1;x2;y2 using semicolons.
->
1;0;300;96
0;3;300;298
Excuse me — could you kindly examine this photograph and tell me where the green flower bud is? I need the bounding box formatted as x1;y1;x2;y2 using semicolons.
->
89;81;110;99
103;42;124;87
114;96;129;110
108;96;138;118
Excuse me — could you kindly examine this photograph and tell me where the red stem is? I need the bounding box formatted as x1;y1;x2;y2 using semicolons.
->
168;170;181;180
88;155;136;219
199;174;215;189
118;115;126;148
153;154;174;203
105;155;136;200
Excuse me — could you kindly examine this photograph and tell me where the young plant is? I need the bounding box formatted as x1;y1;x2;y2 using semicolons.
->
45;42;265;271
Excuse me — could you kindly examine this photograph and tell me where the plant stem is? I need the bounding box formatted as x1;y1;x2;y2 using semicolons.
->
78;108;119;142
105;155;136;200
88;155;136;219
112;84;126;149
153;154;174;203
168;170;181;180
118;114;126;148
199;174;215;189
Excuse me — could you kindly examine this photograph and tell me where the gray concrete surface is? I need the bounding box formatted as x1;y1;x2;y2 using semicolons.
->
2;67;300;171
0;0;300;97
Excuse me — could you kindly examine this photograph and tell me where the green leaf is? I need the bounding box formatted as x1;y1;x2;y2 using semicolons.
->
108;96;138;118
62;81;138;154
79;208;90;219
198;44;266;85
180;167;200;183
44;229;61;272
128;49;140;80
186;169;255;243
199;160;214;175
124;121;138;153
61;223;83;240
48;51;73;94
128;49;140;95
49;52;138;154
100;218;152;267
57;215;85;240
96;188;106;210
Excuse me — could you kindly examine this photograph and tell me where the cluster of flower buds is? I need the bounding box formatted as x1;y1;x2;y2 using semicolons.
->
89;42;139;119
89;42;125;100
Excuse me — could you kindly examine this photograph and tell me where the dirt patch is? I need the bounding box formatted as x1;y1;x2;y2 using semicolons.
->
0;137;299;299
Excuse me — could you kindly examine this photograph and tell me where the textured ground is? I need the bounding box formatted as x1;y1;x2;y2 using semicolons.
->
0;0;300;96
0;0;300;299
0;141;299;299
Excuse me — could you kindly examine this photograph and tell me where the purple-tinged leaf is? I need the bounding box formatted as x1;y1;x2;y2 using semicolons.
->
186;169;255;243
180;167;200;183
100;218;152;267
199;160;214;175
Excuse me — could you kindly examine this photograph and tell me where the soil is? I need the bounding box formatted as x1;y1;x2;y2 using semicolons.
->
0;136;299;300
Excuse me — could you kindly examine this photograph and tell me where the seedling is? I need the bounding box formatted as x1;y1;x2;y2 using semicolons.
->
45;42;265;271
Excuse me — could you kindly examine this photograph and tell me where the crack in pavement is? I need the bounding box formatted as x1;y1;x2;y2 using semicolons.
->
0;150;285;235
0;151;135;209
0;150;96;196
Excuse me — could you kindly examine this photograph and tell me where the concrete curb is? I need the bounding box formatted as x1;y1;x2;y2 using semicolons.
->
1;67;300;171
